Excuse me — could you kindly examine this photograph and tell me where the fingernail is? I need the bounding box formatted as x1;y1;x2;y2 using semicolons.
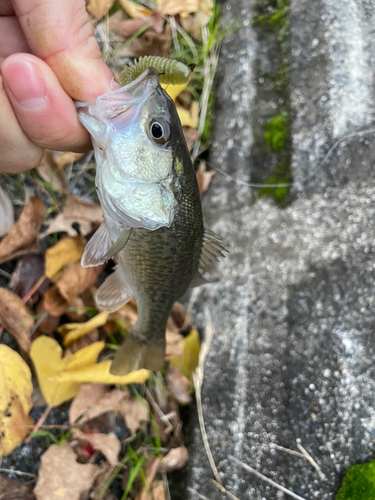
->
4;59;46;108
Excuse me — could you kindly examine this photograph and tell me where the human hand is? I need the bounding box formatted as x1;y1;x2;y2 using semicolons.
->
0;0;114;173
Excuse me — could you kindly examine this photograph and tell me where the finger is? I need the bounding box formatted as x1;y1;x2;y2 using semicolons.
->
0;74;43;173
0;16;30;62
12;0;113;100
2;53;92;152
0;0;14;15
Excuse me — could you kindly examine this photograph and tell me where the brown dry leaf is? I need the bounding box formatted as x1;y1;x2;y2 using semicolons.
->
165;330;185;359
44;237;86;280
36;151;67;192
170;302;192;331
57;262;104;303
165;366;192;405
137;458;161;500
196;160;215;195
42;285;70;317
74;429;120;466
118;393;149;434
0;475;36;500
182;127;200;151
90;463;117;500
70;384;149;434
9;254;45;302
0;197;45;265
159;446;189;472
0;186;14;238
119;0;153;18
109;10;164;37
42;195;102;238
150;481;166;500
87;0;115;19
53;151;85;169
0;288;33;351
0;345;34;457
127;25;171;58
34;443;99;500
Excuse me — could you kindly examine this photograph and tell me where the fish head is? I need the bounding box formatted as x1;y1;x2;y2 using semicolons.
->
76;67;190;231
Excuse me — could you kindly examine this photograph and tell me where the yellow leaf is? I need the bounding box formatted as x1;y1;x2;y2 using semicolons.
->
170;329;200;381
157;0;213;17
176;101;199;128
30;336;149;406
119;0;153;18
162;82;188;102
58;312;109;347
45;238;86;280
87;0;115;19
0;345;33;456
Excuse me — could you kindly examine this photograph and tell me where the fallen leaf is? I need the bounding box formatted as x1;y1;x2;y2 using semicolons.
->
162;82;189;102
41;195;102;238
170;302;192;331
119;0;153;18
196;160;215;195
157;0;213;17
0;197;45;265
137;458;160;500
90;462;117;500
0;186;14;238
0;288;33;351
176;101;199;128
170;329;200;381
53;151;85;169
159;446;189;472
182;127;200;151
165;330;185;359
30;337;149;406
70;385;149;434
109;9;164;37
36;151;67;192
0;475;36;500
0;345;33;457
126;25;171;58
87;0;115;19
9;254;45;304
165;366;192;405
58;311;109;346
45;237;86;280
34;442;99;500
57;262;104;303
74;429;120;466
149;481;166;500
41;285;70;317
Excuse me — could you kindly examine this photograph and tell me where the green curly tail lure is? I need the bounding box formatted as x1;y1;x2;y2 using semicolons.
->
119;56;191;86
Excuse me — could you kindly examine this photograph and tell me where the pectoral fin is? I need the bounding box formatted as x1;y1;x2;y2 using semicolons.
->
95;265;132;313
198;229;228;273
81;222;131;268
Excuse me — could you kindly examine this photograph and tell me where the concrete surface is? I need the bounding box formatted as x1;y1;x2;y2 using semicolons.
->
186;0;375;498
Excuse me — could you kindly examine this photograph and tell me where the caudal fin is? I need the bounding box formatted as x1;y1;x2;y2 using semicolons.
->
110;336;165;375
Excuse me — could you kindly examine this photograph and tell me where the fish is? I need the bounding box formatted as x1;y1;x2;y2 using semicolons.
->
76;67;227;375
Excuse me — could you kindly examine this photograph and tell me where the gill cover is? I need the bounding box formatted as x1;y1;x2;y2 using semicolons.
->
76;68;177;231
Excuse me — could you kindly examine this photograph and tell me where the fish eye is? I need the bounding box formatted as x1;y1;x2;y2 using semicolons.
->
151;122;163;139
148;119;170;145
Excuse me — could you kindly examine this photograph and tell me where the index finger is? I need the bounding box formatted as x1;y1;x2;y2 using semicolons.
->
11;0;113;100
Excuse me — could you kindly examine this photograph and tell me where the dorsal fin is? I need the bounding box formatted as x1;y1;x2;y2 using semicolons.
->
198;229;228;273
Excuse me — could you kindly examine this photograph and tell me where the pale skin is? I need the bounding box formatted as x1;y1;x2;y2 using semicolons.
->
0;0;116;173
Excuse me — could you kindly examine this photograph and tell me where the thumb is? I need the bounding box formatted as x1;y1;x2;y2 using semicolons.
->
11;0;113;100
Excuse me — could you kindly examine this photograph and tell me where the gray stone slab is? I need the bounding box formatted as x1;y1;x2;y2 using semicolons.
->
186;0;375;499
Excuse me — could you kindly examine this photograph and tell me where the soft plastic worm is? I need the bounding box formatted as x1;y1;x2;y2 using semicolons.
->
119;56;191;86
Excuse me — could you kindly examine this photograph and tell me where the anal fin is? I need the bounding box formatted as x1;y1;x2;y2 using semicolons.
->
81;221;131;268
110;336;165;375
95;265;132;313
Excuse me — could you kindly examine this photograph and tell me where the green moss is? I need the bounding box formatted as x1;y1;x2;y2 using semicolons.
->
337;461;375;500
264;112;288;150
258;161;293;208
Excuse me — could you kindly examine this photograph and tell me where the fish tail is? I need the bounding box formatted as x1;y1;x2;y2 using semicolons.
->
110;334;165;375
